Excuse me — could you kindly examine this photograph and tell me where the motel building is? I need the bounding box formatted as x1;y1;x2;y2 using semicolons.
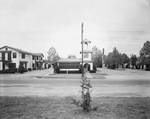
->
0;46;44;72
56;39;94;73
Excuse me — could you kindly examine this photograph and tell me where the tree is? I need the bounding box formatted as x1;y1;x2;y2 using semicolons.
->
140;41;150;70
121;53;130;68
92;46;102;67
105;47;122;69
47;47;60;64
130;54;137;69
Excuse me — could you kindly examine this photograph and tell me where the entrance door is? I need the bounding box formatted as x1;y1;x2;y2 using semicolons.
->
2;62;5;70
84;63;89;72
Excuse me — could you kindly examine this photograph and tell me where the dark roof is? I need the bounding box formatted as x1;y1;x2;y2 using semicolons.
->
0;46;44;57
32;53;44;57
57;58;81;63
0;46;32;55
57;58;93;63
82;39;91;44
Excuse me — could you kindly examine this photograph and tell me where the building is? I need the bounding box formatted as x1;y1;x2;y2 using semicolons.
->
0;46;44;72
56;39;94;73
32;53;44;70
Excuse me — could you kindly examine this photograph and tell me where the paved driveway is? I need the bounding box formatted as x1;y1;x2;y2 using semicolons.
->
0;68;150;97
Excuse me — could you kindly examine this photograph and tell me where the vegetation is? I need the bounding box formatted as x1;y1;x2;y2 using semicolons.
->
105;47;127;69
47;47;60;64
1;96;150;119
80;76;92;112
18;64;25;74
93;40;150;71
130;54;137;69
92;46;102;67
140;41;150;70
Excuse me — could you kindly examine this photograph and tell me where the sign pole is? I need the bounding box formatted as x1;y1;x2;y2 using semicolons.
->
81;23;84;77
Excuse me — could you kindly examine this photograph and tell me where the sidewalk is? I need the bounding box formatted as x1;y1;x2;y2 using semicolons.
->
85;72;93;79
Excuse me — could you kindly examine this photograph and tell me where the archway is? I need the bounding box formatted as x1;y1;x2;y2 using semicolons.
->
84;63;90;72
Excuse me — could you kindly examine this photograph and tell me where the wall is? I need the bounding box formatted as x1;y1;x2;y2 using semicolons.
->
0;47;20;70
19;53;32;69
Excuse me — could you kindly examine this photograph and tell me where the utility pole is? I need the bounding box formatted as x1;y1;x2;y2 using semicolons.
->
102;48;104;68
81;23;84;77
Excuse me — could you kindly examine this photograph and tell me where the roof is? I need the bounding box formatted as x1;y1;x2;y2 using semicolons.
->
82;39;91;44
0;46;44;57
57;58;81;63
32;53;44;57
0;46;32;55
57;58;93;63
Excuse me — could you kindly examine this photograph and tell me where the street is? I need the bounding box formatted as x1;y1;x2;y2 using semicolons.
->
0;68;150;97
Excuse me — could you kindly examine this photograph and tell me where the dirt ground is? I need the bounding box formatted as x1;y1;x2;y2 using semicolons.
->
0;96;150;119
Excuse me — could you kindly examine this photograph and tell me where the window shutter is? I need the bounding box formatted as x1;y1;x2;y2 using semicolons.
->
2;53;5;61
8;53;11;60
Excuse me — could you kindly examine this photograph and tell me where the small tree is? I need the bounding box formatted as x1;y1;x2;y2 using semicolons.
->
130;54;137;69
71;72;99;112
80;75;92;112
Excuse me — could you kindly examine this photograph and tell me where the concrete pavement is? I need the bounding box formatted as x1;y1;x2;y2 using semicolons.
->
0;68;150;97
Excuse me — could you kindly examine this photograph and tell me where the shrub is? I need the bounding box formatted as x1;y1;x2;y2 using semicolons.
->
145;65;150;71
18;64;25;74
0;69;15;74
55;65;60;73
90;70;96;73
93;65;97;71
79;65;84;73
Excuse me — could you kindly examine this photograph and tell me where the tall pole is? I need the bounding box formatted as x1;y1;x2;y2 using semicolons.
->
81;23;84;77
102;48;104;68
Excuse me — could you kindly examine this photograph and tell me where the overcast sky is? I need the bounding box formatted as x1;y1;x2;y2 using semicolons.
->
0;0;150;59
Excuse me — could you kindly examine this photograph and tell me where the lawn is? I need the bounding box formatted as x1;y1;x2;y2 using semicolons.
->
0;96;150;119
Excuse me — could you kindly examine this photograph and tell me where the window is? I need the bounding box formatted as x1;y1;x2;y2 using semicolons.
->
84;53;89;58
33;56;34;60
13;53;17;58
2;53;5;60
5;53;8;60
6;48;8;50
22;53;25;59
37;57;38;60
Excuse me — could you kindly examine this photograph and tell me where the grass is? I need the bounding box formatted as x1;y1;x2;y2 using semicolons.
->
0;96;150;119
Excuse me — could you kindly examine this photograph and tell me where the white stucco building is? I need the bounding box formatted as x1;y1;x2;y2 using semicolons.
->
56;39;94;73
0;46;44;71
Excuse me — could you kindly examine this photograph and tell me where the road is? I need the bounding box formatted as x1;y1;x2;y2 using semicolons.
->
0;68;150;97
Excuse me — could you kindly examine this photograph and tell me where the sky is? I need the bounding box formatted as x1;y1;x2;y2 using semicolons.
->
0;0;150;59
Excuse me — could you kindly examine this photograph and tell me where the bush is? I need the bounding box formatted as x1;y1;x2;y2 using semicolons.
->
93;65;97;71
79;65;84;73
145;65;150;71
90;70;96;73
107;64;116;69
28;68;32;71
0;69;15;74
18;64;25;74
55;65;60;73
